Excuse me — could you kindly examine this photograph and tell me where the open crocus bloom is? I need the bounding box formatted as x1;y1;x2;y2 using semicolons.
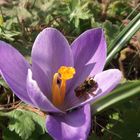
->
0;28;122;140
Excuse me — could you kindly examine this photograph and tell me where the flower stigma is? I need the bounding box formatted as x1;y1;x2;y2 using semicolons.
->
52;66;75;107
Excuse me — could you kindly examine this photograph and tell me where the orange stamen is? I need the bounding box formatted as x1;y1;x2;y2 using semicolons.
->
52;73;62;106
52;66;75;107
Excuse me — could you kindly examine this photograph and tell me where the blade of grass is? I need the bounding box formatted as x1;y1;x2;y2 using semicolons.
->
106;13;140;65
92;80;140;114
119;3;140;29
107;12;140;54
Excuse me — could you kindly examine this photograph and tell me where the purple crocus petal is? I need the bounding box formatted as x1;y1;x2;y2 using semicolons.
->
0;41;33;104
65;28;107;106
32;27;74;87
70;28;106;88
26;69;62;113
32;62;52;100
46;104;91;140
67;69;122;111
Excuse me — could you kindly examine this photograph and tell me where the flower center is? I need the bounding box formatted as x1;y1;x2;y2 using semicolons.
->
52;66;75;107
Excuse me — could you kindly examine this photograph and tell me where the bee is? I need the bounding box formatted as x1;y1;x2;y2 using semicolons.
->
74;77;98;99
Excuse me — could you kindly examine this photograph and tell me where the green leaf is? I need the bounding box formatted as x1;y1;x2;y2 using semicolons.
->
89;101;140;140
0;108;46;140
103;100;140;140
92;80;140;114
0;15;4;26
106;13;140;65
8;110;35;140
107;1;131;17
103;20;119;44
70;0;80;11
2;128;21;140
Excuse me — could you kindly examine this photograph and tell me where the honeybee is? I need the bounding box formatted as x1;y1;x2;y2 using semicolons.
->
74;77;98;98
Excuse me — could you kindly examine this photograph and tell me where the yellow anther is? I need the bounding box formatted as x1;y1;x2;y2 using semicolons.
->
58;66;75;80
52;66;76;107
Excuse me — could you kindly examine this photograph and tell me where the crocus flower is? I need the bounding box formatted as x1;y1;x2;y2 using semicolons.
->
0;28;122;140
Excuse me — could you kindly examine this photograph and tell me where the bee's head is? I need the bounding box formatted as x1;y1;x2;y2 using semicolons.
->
88;77;94;84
